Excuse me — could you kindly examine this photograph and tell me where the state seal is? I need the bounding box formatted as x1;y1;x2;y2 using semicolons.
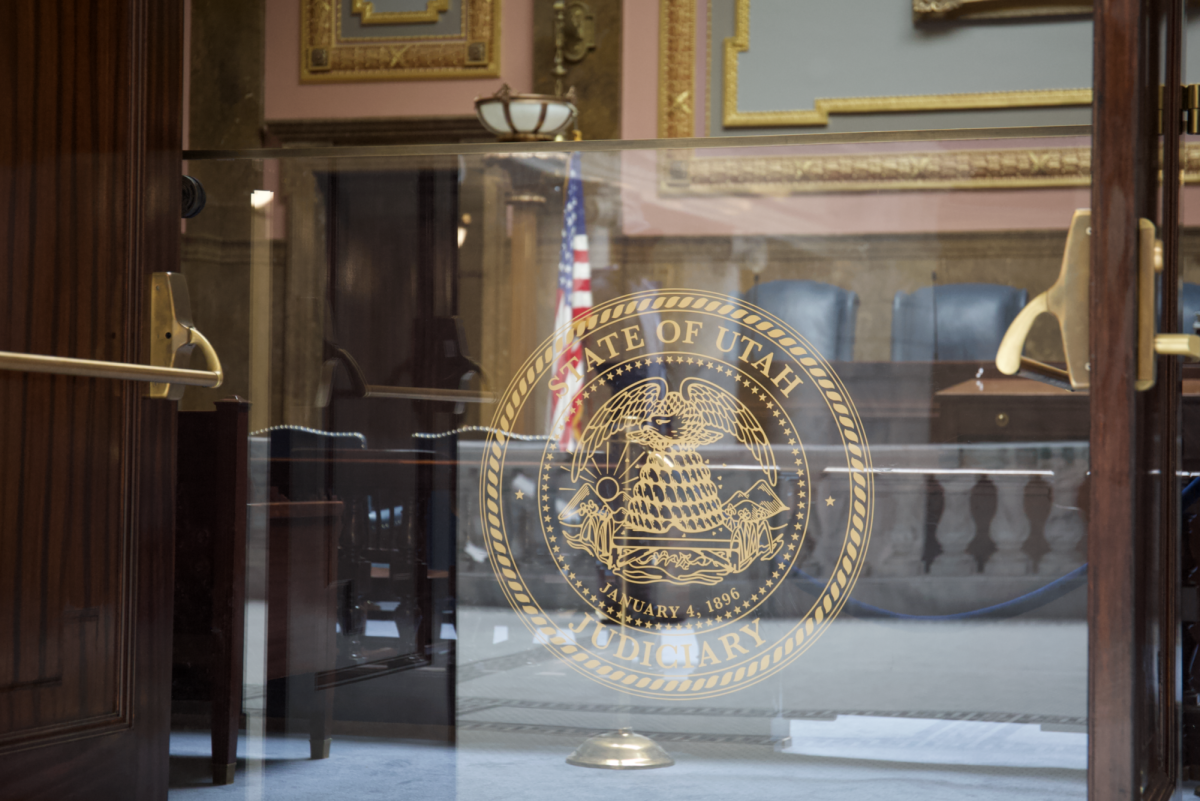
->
480;290;873;699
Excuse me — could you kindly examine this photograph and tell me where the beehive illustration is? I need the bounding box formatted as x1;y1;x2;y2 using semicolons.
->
562;377;786;584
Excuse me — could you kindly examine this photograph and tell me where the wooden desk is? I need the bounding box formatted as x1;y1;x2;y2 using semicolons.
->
935;375;1087;443
756;361;1083;444
816;361;994;444
938;368;1200;446
745;360;1200;446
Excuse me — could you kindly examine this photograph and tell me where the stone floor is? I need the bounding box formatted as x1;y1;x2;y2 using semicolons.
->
170;606;1089;800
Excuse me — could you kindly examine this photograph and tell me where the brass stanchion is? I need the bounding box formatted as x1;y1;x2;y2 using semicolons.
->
566;728;675;770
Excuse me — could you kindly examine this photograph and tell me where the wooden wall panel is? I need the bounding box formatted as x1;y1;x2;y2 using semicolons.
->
0;0;135;745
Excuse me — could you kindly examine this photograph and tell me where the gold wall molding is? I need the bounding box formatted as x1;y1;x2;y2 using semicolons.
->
658;0;696;138
302;0;499;82
352;0;450;25
659;143;1200;195
704;0;712;136
912;0;1090;21
719;0;1090;129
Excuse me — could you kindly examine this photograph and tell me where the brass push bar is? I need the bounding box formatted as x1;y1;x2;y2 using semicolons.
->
0;272;223;398
0;351;219;387
996;209;1199;391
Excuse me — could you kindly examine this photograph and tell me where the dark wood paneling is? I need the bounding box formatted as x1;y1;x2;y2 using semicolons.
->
0;0;132;741
0;0;182;797
2;399;175;800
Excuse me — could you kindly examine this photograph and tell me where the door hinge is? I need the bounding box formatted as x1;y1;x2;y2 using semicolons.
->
1158;84;1200;134
996;210;1197;391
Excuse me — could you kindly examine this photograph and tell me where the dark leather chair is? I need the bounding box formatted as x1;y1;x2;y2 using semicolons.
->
1182;283;1200;334
891;284;1028;362
743;280;859;361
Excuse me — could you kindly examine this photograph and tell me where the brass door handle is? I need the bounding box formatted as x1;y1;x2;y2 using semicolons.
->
0;272;223;399
1155;333;1200;360
996;209;1090;390
147;272;223;399
996;209;1199;392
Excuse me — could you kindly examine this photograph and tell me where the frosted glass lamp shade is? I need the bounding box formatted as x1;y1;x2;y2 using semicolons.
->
475;85;578;142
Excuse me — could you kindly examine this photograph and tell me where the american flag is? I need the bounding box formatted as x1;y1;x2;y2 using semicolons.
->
550;152;591;451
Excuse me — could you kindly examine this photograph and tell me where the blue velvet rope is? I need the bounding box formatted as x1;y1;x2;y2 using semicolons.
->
787;564;1088;622
1183;475;1200;513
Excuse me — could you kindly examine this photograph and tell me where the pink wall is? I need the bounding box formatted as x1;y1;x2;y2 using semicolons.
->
264;0;534;120
621;0;658;140
263;0;661;136
258;3;1200;238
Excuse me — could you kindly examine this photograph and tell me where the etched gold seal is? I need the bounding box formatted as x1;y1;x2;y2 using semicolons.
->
480;290;873;698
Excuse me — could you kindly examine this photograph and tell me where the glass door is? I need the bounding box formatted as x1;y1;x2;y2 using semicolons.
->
164;124;1169;800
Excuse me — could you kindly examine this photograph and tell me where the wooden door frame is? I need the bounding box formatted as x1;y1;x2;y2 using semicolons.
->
1090;0;1183;797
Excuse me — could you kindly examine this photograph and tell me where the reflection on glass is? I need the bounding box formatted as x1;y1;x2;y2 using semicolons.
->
170;134;1090;800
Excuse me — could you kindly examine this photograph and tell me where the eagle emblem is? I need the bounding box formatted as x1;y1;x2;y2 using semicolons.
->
559;376;787;586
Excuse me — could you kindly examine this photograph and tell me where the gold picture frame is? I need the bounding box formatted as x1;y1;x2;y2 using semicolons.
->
658;0;697;138
301;0;500;83
351;0;451;25
912;0;1092;22
656;0;1094;138
658;143;1200;195
721;0;1090;129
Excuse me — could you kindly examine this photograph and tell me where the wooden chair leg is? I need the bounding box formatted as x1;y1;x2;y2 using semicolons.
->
211;642;241;784
211;400;249;785
212;759;237;786
310;680;333;759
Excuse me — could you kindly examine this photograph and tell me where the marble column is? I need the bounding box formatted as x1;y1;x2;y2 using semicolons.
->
930;473;979;576
802;471;845;577
871;474;926;577
985;474;1033;575
1039;454;1086;576
182;0;266;411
